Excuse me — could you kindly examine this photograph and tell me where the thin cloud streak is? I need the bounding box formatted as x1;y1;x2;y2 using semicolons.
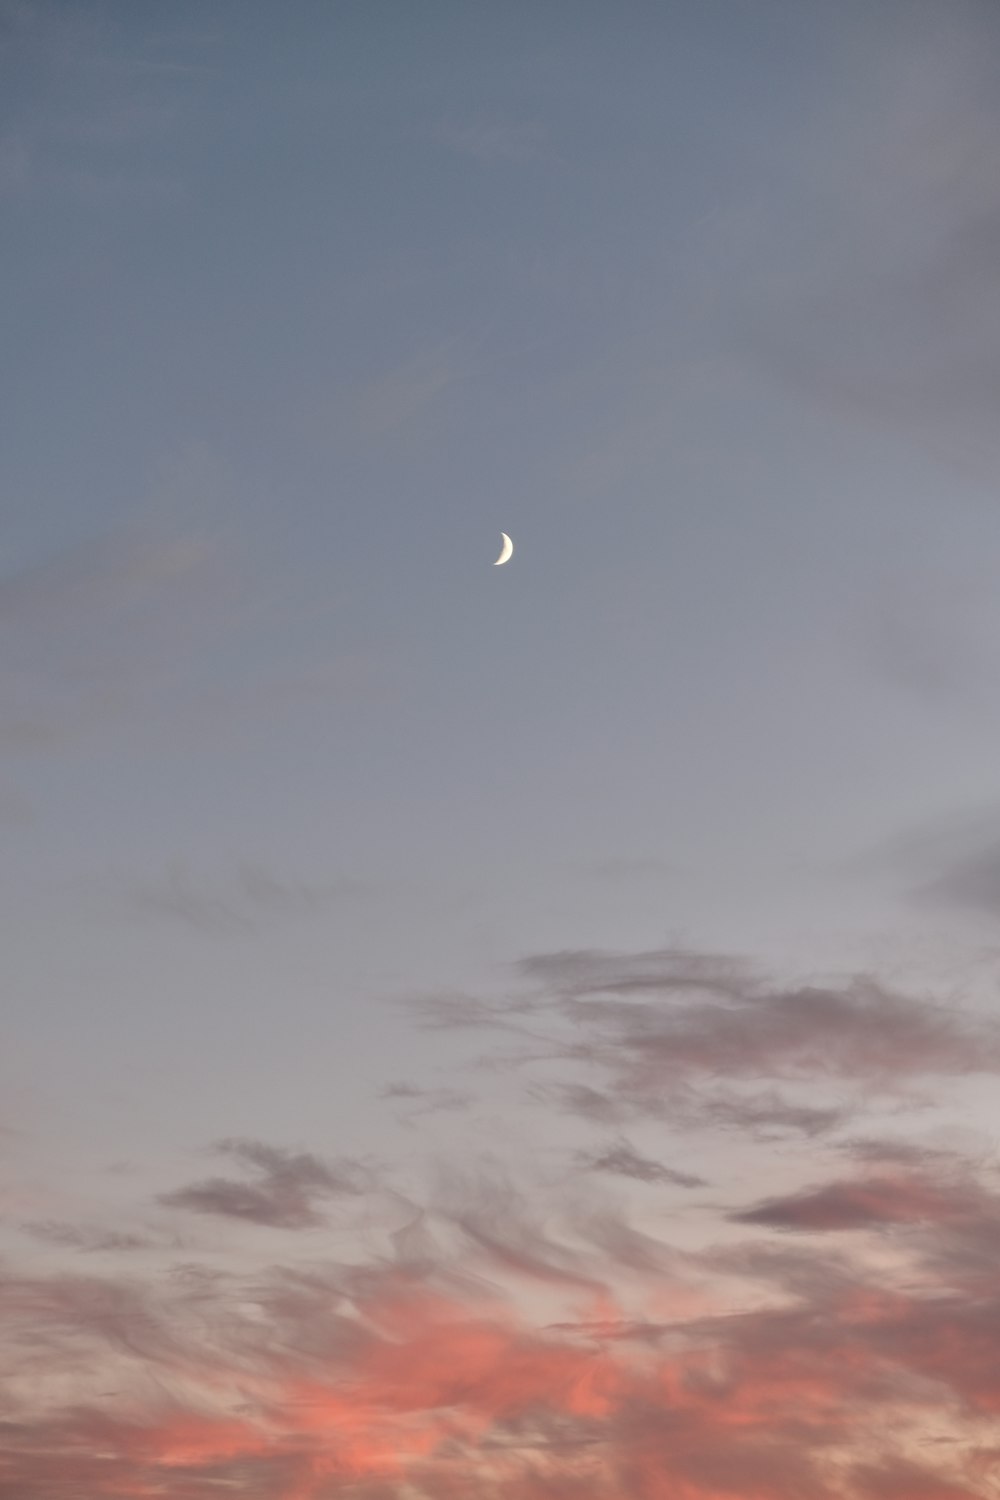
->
129;860;367;935
578;1139;708;1188
158;1139;368;1230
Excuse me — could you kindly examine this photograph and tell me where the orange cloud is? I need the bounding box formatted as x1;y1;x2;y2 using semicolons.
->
3;1235;999;1498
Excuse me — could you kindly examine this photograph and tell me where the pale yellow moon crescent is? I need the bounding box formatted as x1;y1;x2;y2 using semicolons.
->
494;532;513;566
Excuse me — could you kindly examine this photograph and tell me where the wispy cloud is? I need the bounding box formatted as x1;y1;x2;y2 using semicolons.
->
914;837;1000;919
381;1082;475;1119
129;860;366;935
20;1220;157;1253
844;802;1000;922
732;1168;986;1232
4;942;1000;1489
6;1139;1000;1496
410;947;1000;1139
578;1138;707;1188
158;1139;368;1230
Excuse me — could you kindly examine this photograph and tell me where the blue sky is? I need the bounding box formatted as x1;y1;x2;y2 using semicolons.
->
6;3;1000;1496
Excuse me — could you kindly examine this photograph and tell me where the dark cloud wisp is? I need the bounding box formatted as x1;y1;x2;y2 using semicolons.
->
158;1138;366;1229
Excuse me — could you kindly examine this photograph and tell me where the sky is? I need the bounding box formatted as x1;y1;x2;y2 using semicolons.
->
5;0;1000;1495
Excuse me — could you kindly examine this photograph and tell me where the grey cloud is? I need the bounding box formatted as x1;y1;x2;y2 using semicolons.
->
380;1082;423;1100
841;805;1000;922
732;1171;983;1233
842;1136;955;1165
21;1220;155;1253
129;859;366;935
532;1081;629;1126
838;802;1000;881
407;990;533;1032
913;838;1000;918
381;1082;474;1118
420;948;1000;1137
703;1237;860;1303
860;582;1000;715
158;1138;366;1229
571;1211;682;1278
518;946;751;999
692;1090;848;1139
849;802;1000;918
550;951;1000;1086
578;1139;707;1188
436;1170;604;1295
541;1079;845;1140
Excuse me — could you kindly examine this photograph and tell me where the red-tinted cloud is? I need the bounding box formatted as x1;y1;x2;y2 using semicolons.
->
8;947;1000;1496
5;1158;1000;1497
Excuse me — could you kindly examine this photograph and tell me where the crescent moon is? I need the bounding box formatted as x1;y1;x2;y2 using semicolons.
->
494;533;513;566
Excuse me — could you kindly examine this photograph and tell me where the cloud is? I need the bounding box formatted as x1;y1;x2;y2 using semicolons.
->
859;577;1000;716
577;1139;707;1188
914;838;1000;918
842;1136;956;1165
129;860;366;935
158;1139;367;1229
381;1082;474;1119
704;1090;850;1138
414;947;1000;1137
850;1458;987;1500
20;1220;156;1253
6;1148;1000;1496
732;1170;983;1232
531;1080;629;1126
848;802;1000;920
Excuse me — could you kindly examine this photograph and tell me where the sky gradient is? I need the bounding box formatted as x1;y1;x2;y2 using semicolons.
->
5;1;1000;1495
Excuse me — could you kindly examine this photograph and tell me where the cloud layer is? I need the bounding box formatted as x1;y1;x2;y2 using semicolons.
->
5;945;1000;1497
5;1155;1000;1497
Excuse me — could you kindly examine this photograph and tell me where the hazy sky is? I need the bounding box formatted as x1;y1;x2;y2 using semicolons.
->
6;2;1000;1496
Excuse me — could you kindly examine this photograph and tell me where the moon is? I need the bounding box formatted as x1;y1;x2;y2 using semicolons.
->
494;533;513;566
